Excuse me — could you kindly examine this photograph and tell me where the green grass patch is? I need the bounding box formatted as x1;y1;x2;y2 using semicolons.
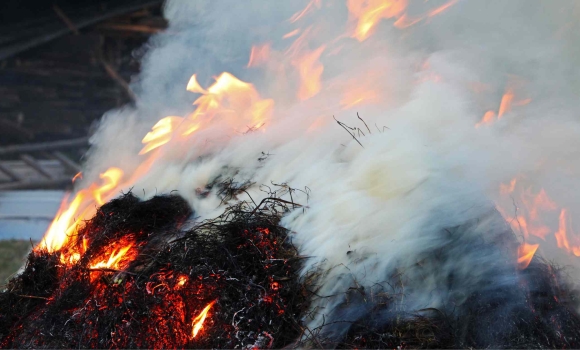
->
0;240;33;285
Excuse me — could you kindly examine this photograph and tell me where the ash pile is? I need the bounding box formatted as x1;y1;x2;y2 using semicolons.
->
2;192;580;348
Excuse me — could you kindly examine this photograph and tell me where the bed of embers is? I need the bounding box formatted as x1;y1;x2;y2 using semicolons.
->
2;185;580;349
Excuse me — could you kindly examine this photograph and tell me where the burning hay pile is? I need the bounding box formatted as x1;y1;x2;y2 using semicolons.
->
2;188;580;348
0;190;306;349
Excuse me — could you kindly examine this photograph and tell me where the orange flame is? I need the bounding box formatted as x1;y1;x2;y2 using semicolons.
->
475;111;496;128
39;167;124;253
283;29;301;39
247;43;271;68
90;243;134;269
475;86;529;126
293;45;325;100
347;0;408;41
140;116;184;155
289;0;321;23
427;0;458;17
517;243;539;269
497;88;514;119
340;87;378;109
555;209;580;257
191;301;216;338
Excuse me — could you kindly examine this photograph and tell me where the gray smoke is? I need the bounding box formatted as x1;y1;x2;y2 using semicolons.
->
80;0;580;336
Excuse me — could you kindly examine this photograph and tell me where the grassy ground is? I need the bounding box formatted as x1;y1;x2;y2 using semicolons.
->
0;240;33;285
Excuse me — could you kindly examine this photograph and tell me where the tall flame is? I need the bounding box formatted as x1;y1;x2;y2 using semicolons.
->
293;45;325;101
38;167;124;253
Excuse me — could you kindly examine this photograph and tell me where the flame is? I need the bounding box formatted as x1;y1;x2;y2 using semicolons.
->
72;172;83;183
293;45;325;100
93;168;124;205
347;0;407;41
497;88;514;119
289;0;321;23
475;86;529;126
393;14;423;29
283;29;301;39
340;87;378;109
247;43;271;68
140;116;184;155
427;0;458;17
38;167;124;253
186;74;207;94
90;243;134;269
40;69;274;259
191;301;216;338
555;209;580;257
517;243;539;269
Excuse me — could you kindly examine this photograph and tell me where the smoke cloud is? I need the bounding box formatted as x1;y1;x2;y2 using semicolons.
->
81;0;580;337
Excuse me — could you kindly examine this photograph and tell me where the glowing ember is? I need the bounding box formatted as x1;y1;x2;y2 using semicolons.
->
191;301;216;339
90;243;134;269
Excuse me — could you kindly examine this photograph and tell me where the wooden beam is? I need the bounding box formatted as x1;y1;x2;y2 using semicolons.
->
0;137;89;156
101;60;137;101
52;4;80;35
20;154;54;179
0;177;71;190
0;0;163;60
96;23;164;34
51;151;82;173
0;163;23;181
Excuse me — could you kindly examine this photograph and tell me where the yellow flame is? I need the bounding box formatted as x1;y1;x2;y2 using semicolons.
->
191;301;216;338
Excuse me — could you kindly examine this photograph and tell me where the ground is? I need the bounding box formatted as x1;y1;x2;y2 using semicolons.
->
0;240;32;284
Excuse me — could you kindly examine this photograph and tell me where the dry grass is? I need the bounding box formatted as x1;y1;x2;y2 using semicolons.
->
0;240;32;284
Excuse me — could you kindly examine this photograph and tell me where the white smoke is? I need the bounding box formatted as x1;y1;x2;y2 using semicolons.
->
81;0;580;336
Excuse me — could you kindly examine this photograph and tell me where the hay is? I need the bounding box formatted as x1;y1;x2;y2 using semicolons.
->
2;187;580;349
0;192;306;348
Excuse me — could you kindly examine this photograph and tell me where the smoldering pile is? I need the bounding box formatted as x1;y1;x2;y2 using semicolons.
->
0;185;306;349
2;187;580;349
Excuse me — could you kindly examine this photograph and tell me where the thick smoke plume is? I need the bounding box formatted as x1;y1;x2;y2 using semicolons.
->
79;0;580;337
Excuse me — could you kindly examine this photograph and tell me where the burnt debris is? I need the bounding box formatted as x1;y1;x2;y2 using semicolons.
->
0;192;306;348
1;190;580;348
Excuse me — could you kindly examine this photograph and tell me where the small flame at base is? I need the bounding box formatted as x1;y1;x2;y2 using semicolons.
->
191;301;216;339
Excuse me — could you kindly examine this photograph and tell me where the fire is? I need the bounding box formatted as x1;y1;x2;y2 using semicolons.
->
347;0;458;38
39;167;124;253
247;43;271;68
555;209;580;257
475;111;497;128
497;88;514;119
497;177;580;268
517;243;539;269
340;87;378;109
90;243;134;269
40;69;274;260
476;84;530;127
140;116;184;155
427;0;458;17
347;0;407;41
191;301;216;339
293;45;325;100
289;0;321;23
